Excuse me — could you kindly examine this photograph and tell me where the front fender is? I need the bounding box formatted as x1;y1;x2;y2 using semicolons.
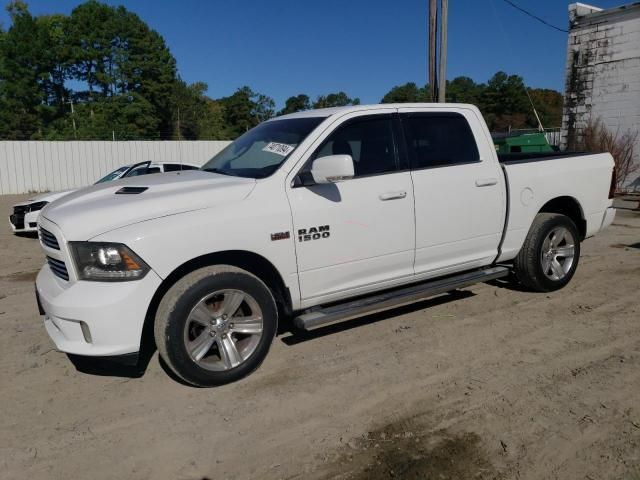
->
91;184;301;308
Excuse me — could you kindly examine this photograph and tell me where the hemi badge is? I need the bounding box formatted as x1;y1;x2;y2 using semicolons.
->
270;231;290;241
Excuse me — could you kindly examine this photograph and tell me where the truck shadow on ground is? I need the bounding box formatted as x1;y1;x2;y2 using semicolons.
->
66;341;157;379
66;290;478;382
280;289;476;346
485;275;531;292
14;232;39;239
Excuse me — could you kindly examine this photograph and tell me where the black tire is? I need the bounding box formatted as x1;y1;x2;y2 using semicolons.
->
513;213;581;292
154;265;277;387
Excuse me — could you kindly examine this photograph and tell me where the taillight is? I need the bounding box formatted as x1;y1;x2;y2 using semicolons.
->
608;166;617;199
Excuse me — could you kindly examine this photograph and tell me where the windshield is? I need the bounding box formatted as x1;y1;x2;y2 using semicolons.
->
201;117;324;178
95;166;129;184
124;164;161;177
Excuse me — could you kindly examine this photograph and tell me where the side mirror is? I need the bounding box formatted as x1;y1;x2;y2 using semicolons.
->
310;155;354;184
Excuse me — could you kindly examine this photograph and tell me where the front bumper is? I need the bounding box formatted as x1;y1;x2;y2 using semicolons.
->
35;264;162;357
9;210;39;233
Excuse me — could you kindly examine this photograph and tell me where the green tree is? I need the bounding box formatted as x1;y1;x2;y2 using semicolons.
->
68;93;160;139
0;20;8;134
380;73;562;132
313;91;360;108
381;82;428;103
528;88;563;128
170;79;208;140
64;1;177;137
65;1;113;99
278;94;311;116
219;86;275;138
168;80;231;140
0;0;181;140
445;76;482;104
0;1;48;138
39;16;70;98
480;71;530;130
198;99;229;140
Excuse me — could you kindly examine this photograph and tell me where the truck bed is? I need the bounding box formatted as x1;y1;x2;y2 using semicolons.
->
497;150;615;263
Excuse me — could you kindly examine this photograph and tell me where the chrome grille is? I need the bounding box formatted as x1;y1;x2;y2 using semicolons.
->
39;227;60;250
46;256;69;281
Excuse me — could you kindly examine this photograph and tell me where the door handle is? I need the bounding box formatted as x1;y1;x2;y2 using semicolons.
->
379;191;407;201
475;178;498;187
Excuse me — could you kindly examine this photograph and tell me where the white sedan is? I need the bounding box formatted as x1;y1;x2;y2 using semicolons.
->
9;161;199;234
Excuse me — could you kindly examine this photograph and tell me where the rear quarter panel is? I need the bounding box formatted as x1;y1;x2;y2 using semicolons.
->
498;153;614;262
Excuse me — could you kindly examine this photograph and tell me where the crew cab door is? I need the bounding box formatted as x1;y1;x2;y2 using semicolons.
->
287;111;415;306
398;107;505;276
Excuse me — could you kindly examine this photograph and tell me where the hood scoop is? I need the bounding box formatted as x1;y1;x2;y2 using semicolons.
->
116;186;148;195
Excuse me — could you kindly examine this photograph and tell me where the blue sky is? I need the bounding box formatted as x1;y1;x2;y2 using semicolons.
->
0;0;626;108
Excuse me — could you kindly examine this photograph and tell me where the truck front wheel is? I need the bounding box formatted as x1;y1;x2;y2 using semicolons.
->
513;213;581;292
154;265;278;387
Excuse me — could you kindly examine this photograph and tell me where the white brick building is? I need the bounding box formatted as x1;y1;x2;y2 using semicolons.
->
561;2;640;188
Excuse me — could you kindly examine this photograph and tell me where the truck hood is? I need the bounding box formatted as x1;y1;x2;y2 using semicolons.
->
41;170;256;240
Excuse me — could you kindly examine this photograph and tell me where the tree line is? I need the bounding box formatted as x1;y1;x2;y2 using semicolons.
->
381;76;563;132
0;0;562;141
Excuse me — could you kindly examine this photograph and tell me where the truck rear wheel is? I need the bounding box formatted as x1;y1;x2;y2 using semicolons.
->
513;213;580;292
154;265;278;387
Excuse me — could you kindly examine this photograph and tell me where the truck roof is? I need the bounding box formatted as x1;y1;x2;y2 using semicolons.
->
274;103;479;120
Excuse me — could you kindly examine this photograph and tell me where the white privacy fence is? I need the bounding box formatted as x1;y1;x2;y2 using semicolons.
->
0;140;232;195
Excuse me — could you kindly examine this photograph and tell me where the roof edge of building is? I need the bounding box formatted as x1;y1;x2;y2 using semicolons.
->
569;2;640;28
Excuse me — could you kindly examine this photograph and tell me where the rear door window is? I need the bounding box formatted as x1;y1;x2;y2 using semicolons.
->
163;164;187;172
163;164;199;172
401;113;480;169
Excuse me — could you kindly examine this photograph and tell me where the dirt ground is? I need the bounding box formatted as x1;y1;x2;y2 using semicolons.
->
1;193;639;480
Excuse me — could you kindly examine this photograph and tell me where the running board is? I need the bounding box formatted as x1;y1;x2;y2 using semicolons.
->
294;266;510;331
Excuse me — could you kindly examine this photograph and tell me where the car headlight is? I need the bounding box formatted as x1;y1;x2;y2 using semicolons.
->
69;242;150;281
28;201;48;212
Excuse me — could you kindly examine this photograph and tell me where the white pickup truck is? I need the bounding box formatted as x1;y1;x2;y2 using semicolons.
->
35;104;616;386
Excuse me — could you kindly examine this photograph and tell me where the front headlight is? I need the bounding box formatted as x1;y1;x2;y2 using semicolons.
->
28;201;48;212
69;242;150;281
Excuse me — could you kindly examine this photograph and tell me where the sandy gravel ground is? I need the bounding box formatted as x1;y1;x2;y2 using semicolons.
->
1;193;639;480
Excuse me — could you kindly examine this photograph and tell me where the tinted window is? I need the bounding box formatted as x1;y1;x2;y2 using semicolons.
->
125;165;148;177
163;164;197;172
402;113;479;169
125;165;161;177
94;166;128;184
313;116;397;177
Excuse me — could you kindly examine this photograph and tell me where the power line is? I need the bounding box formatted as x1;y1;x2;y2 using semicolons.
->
500;0;568;33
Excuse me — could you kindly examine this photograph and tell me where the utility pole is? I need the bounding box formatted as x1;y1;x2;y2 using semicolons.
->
176;106;182;141
437;0;448;102
428;0;438;102
68;98;77;139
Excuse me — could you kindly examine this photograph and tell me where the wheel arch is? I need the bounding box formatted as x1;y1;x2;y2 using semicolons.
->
538;196;586;240
139;250;293;357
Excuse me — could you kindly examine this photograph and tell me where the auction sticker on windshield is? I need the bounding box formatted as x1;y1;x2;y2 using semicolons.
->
262;142;295;157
